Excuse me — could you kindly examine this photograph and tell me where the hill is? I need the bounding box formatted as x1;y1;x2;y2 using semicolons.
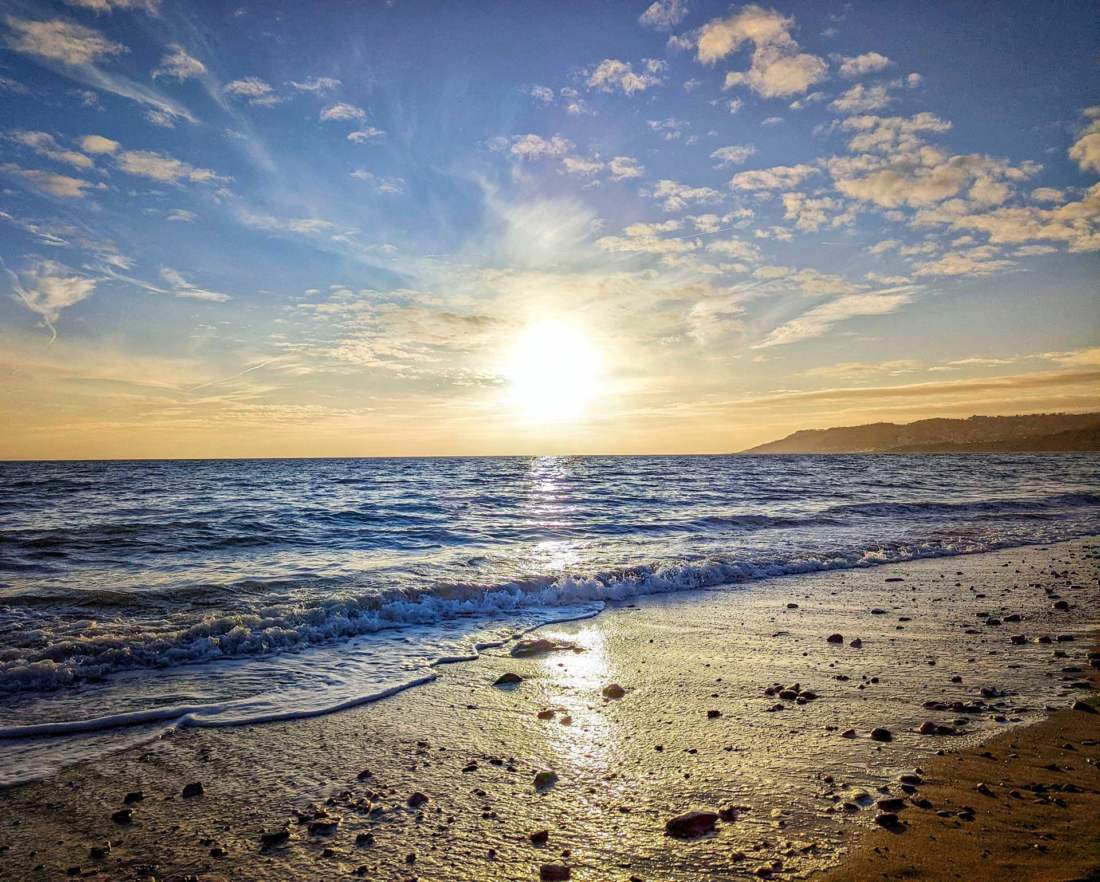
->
743;412;1100;454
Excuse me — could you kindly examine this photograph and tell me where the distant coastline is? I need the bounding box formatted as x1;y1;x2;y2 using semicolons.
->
743;412;1100;455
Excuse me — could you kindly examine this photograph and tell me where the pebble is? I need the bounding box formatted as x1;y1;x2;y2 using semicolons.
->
602;683;626;699
540;865;571;881
493;672;524;686
181;781;204;799
826;634;844;643
665;810;719;839
870;727;893;742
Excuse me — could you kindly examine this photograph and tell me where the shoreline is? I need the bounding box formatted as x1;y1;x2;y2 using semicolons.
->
0;539;1096;881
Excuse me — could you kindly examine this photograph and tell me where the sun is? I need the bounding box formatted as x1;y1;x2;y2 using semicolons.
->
505;320;601;423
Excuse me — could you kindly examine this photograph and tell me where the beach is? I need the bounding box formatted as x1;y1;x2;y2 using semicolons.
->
1;538;1096;881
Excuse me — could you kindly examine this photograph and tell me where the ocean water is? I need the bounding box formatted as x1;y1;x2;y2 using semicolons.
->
1;453;1098;785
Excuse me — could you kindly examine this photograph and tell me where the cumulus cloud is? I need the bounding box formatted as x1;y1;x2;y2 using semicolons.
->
711;144;757;166
509;134;574;159
837;52;892;78
153;44;206;80
830;83;892;113
320;101;366;121
912;246;1015;277
524;84;555;104
838;112;952;153
608;155;644;180
698;5;826;98
639;0;689;30
562;156;604;177
4;16;126;65
79;133;119;154
588;58;666;94
830;151;1036;209
729;163;818;190
225;76;281;106
1069;106;1100;173
7;130;93;169
644;178;724;211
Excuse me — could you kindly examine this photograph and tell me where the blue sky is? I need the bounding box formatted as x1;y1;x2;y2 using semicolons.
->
1;0;1098;457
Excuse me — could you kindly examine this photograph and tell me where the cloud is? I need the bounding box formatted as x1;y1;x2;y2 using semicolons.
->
1030;187;1065;203
350;169;405;193
7;130;93;169
711;144;757;166
831;151;1036;209
115;148;223;184
608;155;644;180
644;179;724;212
647;117;690;140
781;192;853;231
524;84;554;104
757;290;912;347
79;133;119;154
1069;106;1100;173
5;16;195;125
729;163;817;190
509;134;573;159
63;0;159;12
225;77;281;106
639;0;688;30
699;5;826;98
587;58;666;95
347;127;385;143
159;267;230;302
144;108;176;128
562;156;604;176
320;101;366;121
153;44;205;80
830;83;892;113
838;112;952;153
288;76;341;93
912;246;1015;277
0;163;94;198
5;258;98;336
837;52;892;78
4;16;125;65
166;209;196;222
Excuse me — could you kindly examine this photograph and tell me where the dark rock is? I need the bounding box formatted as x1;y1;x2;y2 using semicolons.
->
529;829;549;845
877;797;906;812
123;791;144;804
874;812;900;828
181;781;205;798
826;634;844;644
1052;600;1069;610
665;810;719;839
89;844;111;860
602;683;626;699
540;865;571;881
1010;635;1027;645
407;792;429;808
110;808;133;824
356;769;372;780
870;727;893;742
849;638;863;649
493;672;523;686
534;770;558;789
1072;700;1096;714
537;709;556;720
260;828;290;848
707;709;722;719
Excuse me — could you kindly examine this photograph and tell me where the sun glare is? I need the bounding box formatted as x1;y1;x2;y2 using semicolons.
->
506;320;601;423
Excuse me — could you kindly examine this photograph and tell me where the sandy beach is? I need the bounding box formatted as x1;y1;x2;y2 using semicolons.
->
1;539;1096;882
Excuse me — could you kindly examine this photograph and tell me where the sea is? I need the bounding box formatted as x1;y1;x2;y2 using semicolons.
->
1;453;1098;785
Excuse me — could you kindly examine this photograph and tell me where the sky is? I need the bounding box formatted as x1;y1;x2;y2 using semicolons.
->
0;0;1098;459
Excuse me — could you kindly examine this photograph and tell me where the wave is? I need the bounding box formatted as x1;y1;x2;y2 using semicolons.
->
1;524;1091;697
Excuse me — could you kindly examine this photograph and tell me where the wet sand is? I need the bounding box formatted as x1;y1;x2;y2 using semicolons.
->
0;539;1096;881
